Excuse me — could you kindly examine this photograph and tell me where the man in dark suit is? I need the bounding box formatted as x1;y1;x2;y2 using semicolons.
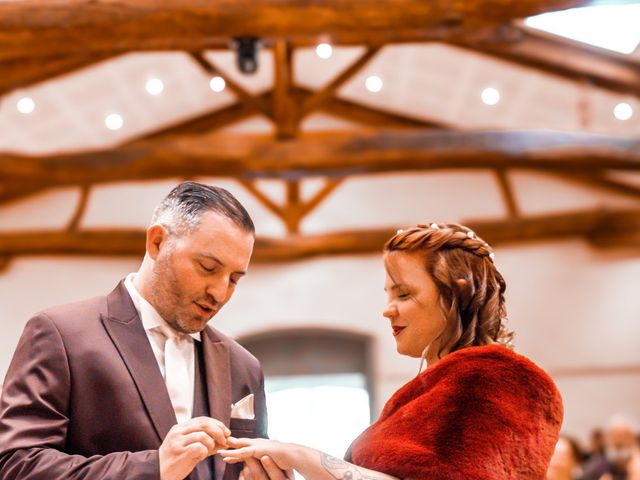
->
0;182;271;480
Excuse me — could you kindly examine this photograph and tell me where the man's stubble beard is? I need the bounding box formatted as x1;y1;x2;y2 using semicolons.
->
150;250;199;334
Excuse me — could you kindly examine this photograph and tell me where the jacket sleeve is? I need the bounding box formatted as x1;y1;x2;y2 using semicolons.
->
0;313;160;480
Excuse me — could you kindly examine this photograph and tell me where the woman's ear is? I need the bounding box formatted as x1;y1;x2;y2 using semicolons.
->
146;224;167;260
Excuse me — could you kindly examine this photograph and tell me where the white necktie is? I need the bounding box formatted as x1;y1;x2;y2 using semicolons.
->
160;327;193;424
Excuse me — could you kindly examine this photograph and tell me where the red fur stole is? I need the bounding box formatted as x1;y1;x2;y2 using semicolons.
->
349;345;563;480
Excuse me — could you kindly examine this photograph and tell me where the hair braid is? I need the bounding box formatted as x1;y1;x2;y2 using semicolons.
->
385;223;514;359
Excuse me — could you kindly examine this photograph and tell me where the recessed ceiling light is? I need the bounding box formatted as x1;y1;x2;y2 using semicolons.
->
316;43;333;59
481;87;501;106
17;97;35;114
365;75;383;93
105;113;124;131
145;78;164;95
614;102;633;121
209;76;226;93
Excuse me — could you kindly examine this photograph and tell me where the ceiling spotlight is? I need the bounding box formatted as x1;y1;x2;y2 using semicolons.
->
231;37;261;75
365;75;383;93
481;87;501;106
316;43;333;59
614;102;633;121
105;113;124;131
145;78;164;95
17;96;35;114
209;76;226;93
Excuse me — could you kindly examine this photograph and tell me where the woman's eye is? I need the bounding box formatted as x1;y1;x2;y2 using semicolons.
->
200;263;215;272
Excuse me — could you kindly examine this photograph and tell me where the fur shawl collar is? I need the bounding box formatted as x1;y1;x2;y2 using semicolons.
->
349;345;563;479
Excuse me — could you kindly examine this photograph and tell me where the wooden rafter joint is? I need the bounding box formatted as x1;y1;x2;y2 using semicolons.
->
239;178;343;235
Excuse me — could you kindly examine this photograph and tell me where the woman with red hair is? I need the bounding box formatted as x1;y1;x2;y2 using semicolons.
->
221;223;564;480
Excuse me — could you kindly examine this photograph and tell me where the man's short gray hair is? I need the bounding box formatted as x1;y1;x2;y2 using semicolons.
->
151;182;255;236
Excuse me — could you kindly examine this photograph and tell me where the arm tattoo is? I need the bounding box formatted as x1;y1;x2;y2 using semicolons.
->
319;453;389;480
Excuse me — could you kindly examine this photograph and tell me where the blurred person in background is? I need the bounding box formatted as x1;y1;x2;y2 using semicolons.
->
220;223;564;480
0;182;268;480
588;429;607;461
582;416;640;480
547;435;584;480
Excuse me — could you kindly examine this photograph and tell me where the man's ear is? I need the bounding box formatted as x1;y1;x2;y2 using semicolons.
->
146;224;168;260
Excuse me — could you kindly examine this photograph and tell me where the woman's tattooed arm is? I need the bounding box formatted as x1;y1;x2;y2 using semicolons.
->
319;453;397;480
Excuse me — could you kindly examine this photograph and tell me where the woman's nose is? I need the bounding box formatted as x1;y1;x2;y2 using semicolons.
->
383;304;396;319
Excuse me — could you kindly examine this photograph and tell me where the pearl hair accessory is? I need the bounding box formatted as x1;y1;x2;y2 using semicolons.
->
430;223;439;229
397;229;404;234
467;231;476;239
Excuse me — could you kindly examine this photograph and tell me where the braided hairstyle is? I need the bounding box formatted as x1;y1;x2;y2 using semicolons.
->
384;223;514;359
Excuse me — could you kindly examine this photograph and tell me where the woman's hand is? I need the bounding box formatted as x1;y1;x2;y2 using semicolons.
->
220;437;297;471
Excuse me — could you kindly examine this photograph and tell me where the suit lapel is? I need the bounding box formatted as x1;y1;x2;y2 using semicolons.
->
101;281;176;444
202;327;231;480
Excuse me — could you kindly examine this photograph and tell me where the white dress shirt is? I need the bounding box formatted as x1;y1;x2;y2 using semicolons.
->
124;273;200;422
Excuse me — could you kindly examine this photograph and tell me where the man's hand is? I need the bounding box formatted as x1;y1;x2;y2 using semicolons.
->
159;416;230;480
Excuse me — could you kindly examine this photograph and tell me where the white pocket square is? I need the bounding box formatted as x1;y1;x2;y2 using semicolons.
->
231;393;255;419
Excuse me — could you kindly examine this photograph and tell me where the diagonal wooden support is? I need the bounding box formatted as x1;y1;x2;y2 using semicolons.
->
494;169;520;218
190;51;272;119
67;186;91;232
299;179;343;218
0;255;10;273
238;179;284;219
301;46;381;117
553;172;640;200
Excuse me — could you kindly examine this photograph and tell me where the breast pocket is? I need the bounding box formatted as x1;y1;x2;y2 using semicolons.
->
229;418;258;438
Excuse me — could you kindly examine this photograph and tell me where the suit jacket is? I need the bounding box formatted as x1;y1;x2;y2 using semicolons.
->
0;281;268;480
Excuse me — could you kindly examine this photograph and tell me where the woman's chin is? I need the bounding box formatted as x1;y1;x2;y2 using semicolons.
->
395;343;420;358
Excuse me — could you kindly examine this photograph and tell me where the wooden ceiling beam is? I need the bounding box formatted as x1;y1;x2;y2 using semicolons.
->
0;208;637;261
272;40;298;139
0;0;595;61
2;130;639;188
460;27;640;97
0;54;112;97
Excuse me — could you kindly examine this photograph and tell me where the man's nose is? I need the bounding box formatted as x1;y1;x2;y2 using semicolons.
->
206;278;229;304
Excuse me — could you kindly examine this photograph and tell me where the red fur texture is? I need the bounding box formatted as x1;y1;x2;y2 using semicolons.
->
349;345;563;479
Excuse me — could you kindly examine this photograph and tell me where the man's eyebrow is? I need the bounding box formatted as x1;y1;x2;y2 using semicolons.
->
200;253;247;276
199;253;224;267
